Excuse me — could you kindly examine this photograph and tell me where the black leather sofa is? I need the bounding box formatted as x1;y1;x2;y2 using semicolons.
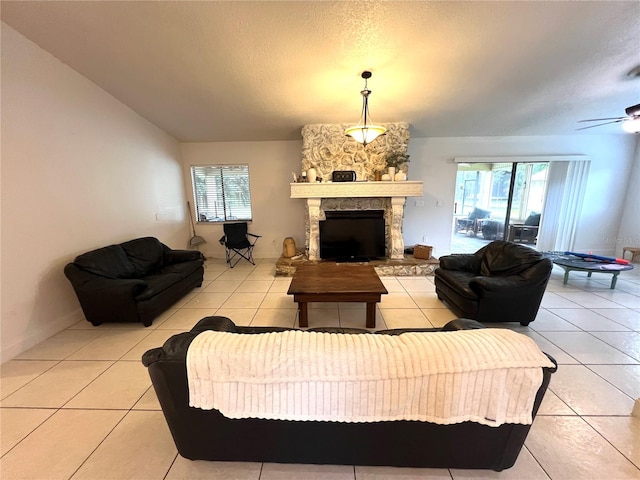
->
142;316;556;471
65;237;204;327
435;241;552;326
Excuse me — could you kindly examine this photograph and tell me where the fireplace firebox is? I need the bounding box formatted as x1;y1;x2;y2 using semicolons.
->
320;210;385;262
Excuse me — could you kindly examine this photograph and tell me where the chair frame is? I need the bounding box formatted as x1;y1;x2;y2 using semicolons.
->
219;223;261;268
507;224;539;243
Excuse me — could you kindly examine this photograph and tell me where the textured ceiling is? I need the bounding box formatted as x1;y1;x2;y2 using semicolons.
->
2;1;639;142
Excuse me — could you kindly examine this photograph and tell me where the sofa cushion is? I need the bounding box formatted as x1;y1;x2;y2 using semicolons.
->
479;241;543;277
121;237;165;276
73;245;136;279
160;259;203;279
135;273;183;301
434;269;478;300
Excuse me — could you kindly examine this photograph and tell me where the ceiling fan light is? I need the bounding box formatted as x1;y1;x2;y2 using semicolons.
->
622;118;640;133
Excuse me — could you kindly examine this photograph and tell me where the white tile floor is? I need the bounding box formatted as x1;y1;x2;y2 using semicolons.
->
1;258;639;479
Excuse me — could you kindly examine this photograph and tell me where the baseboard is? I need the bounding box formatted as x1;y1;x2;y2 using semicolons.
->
0;309;84;364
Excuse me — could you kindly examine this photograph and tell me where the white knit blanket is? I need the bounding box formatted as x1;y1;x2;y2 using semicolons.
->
186;329;554;427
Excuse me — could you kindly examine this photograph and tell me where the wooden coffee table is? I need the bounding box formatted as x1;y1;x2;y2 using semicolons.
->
287;263;388;328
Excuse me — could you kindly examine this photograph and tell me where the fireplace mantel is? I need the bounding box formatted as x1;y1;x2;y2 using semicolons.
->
290;181;423;199
291;181;423;261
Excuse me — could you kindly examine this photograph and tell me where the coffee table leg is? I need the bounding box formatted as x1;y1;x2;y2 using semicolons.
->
562;268;570;285
298;302;308;328
366;303;376;328
611;273;619;290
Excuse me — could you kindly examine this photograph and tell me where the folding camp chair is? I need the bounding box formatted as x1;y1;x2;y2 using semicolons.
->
219;222;261;268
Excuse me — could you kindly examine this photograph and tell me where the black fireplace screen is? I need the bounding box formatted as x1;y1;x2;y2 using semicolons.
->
319;210;385;261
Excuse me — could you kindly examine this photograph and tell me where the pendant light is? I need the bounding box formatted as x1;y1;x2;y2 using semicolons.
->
345;71;387;145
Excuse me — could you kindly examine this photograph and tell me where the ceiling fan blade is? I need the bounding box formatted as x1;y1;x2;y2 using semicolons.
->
577;117;625;122
575;119;625;131
624;103;640;116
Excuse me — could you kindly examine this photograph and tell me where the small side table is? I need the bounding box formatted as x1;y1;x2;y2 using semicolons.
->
622;247;640;263
545;254;634;289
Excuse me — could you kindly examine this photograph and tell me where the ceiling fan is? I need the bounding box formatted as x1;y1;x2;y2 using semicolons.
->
576;103;640;132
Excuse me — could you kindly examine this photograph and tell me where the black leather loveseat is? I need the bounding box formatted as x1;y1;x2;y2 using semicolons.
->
435;241;552;326
142;316;556;471
65;237;204;327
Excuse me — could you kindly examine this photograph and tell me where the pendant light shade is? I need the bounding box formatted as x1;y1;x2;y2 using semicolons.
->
344;124;387;144
345;71;386;146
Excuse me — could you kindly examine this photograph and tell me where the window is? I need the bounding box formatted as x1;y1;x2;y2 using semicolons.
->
191;165;252;223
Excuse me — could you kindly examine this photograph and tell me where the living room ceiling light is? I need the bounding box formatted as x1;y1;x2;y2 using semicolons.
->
345;71;386;146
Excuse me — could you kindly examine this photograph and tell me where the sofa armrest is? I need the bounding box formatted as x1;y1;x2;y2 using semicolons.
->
65;264;148;324
142;316;270;365
441;318;486;330
439;254;480;272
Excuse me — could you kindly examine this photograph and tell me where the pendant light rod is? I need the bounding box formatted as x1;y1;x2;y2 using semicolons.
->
345;71;386;146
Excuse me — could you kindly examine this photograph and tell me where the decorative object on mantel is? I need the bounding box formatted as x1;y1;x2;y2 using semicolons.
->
386;152;410;169
395;171;407;181
386;152;410;181
387;166;396;180
345;71;387;146
307;168;317;183
332;170;356;182
381;173;392;181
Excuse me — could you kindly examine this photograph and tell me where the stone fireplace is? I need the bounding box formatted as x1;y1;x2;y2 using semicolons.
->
292;122;423;262
291;181;423;261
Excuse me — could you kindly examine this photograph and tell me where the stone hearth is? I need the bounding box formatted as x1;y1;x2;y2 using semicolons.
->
275;255;439;277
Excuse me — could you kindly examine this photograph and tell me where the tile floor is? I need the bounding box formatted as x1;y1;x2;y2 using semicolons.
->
1;258;639;479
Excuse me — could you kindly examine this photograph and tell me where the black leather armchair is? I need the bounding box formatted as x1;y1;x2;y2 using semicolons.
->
64;237;205;327
434;241;552;326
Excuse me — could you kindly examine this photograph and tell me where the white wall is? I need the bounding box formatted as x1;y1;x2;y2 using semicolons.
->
180;134;636;262
181;141;305;259
403;135;637;256
617;137;640;258
1;24;190;362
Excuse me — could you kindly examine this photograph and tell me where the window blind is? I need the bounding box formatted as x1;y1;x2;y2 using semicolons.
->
191;165;252;222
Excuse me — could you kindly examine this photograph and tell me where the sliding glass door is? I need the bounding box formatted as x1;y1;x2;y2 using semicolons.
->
452;162;549;253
